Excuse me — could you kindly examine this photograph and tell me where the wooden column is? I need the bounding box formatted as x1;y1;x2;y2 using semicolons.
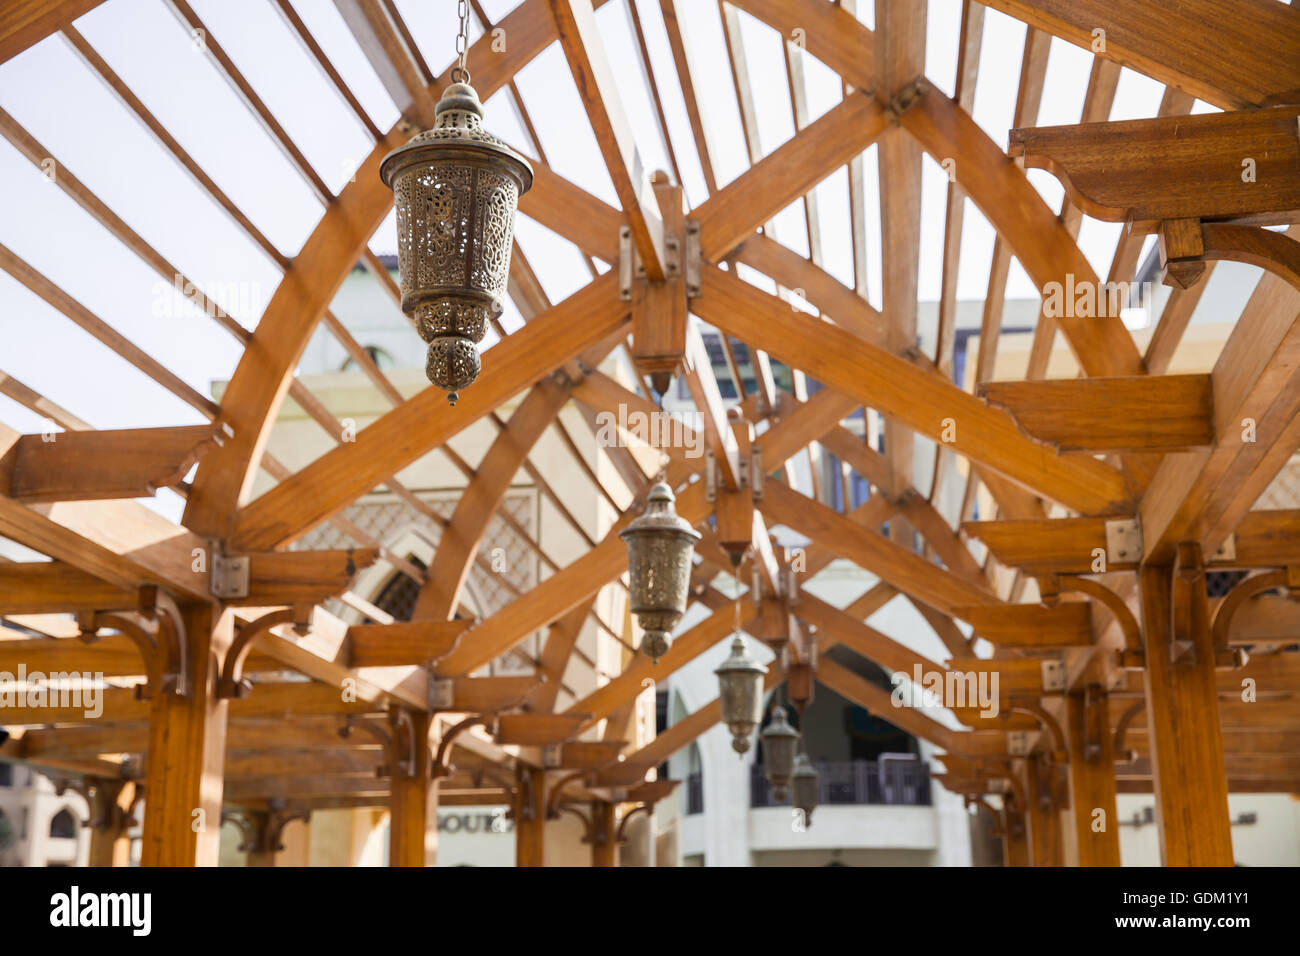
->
514;764;546;867
1065;686;1122;866
244;811;277;868
1002;798;1030;867
1139;552;1234;866
387;707;432;868
85;778;135;867
590;800;617;867
140;603;232;867
1023;755;1064;866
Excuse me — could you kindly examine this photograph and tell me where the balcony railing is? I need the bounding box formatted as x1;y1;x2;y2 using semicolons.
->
750;758;931;808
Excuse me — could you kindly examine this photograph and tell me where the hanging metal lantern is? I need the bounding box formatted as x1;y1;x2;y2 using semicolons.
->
759;705;800;800
714;635;766;754
620;482;701;661
792;752;819;826
380;82;533;405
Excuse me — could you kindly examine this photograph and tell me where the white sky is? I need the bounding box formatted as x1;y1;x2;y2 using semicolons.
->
0;0;1231;452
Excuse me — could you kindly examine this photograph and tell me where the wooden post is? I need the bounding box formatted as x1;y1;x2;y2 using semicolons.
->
140;603;232;867
387;707;432;867
591;800;616;867
1065;686;1122;866
1139;553;1234;866
1002;798;1030;867
244;811;276;868
514;764;546;867
1023;754;1063;866
85;778;135;867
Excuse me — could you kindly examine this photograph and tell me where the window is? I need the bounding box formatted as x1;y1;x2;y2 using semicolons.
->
0;762;12;787
49;808;77;839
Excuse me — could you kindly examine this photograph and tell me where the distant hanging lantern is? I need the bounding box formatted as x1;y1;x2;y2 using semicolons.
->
791;752;819;825
379;5;532;406
714;635;767;754
620;482;701;661
759;705;800;800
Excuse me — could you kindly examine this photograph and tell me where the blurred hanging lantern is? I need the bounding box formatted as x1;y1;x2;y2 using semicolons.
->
714;635;767;754
759;705;800;800
792;752;819;826
620;482;701;661
379;4;532;406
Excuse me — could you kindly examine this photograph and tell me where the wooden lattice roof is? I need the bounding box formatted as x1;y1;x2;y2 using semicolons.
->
1;0;1299;867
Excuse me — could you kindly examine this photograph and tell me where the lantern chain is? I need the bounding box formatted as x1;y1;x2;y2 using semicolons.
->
452;0;472;84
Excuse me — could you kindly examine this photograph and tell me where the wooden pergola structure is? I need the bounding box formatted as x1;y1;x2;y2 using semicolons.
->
1;0;1298;868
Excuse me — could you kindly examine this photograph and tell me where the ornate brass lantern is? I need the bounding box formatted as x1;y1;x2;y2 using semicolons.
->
620;482;701;661
792;752;819;825
380;81;532;405
759;705;800;799
714;635;766;754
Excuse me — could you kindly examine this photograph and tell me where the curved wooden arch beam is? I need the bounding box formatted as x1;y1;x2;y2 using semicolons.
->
182;128;405;538
1201;223;1300;296
1211;570;1288;649
411;378;571;621
184;5;558;539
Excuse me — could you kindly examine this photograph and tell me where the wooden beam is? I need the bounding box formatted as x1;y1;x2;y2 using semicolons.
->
411;379;570;621
954;602;1094;649
695;266;1133;515
1009;107;1300;232
977;0;1300;110
229;275;627;551
763;482;1004;616
0;0;105;64
979;375;1214;455
3;425;224;502
965;509;1300;574
694;91;888;261
547;0;665;278
0;562;134;614
345;620;470;668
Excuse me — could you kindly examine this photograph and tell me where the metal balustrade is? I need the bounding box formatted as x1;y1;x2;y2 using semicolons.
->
748;758;931;808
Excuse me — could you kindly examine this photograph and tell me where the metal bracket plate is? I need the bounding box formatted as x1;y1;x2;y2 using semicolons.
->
685;220;701;298
210;553;250;600
429;677;455;710
1104;518;1143;565
1007;732;1029;756
542;744;563;769
618;225;634;301
1041;659;1066;692
704;449;718;503
750;447;764;502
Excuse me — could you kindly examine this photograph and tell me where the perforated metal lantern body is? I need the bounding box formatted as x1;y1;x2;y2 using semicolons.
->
760;706;800;799
714;635;767;754
380;83;533;405
792;752;819;825
620;482;701;661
